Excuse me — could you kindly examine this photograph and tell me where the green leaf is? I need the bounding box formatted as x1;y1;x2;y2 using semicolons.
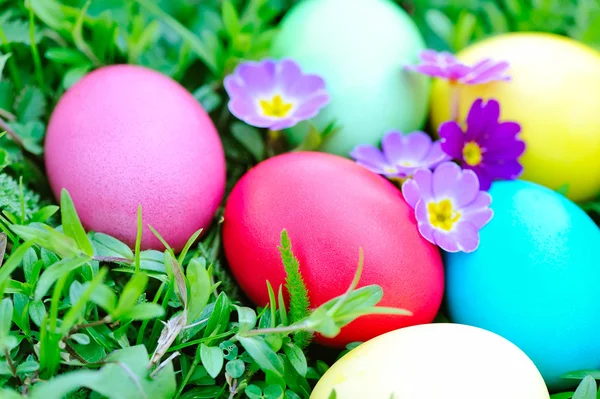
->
231;122;265;162
186;257;210;323
0;53;10;80
45;47;89;65
113;272;148;318
451;11;477;51
10;224;81;259
15;86;46;123
69;280;85;306
235;305;257;333
90;284;117;314
203;292;231;342
0;298;13;338
139;249;166;273
34;255;91;301
136;0;219;75
278;229;311;348
62;268;108;333
28;345;176;399
30;205;59;224
0;241;35;294
0;80;14;110
550;394;574;399
70;333;90;345
264;385;284;399
200;343;224;379
120;303;165;321
221;0;241;38
283;343;307;377
226;359;245;378
16;359;39;375
219;340;238;360
91;233;134;261
573;375;597;399
237;335;285;378
28;0;78;34
425;9;453;45
61;189;94;257
28;300;46;327
193;83;222;113
245;385;263;399
0;388;22;399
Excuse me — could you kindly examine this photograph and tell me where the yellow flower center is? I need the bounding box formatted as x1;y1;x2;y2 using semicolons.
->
427;199;461;231
259;94;293;118
384;166;397;174
400;161;413;166
463;141;483;166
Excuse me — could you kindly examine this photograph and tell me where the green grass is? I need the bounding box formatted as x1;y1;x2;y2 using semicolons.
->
0;0;598;398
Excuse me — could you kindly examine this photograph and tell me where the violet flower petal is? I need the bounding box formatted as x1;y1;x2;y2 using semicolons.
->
431;162;462;199
350;145;395;175
401;178;421;209
412;168;434;203
450;222;480;252
433;229;460;252
452;169;481;207
439;122;466;159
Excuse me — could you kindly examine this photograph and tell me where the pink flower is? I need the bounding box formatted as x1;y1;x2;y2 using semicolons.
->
405;49;511;85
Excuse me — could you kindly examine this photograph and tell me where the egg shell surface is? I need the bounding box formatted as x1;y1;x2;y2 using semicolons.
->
310;323;550;399
270;0;430;157
44;64;226;252
222;151;444;347
445;180;600;390
429;32;600;202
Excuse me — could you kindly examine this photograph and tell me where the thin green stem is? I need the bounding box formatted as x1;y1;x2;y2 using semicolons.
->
136;282;166;345
28;7;46;93
168;329;236;352
238;321;314;338
148;282;173;345
173;357;199;399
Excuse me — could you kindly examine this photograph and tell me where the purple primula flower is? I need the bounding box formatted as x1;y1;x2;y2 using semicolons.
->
223;58;330;130
405;49;511;85
349;131;451;179
402;162;493;253
439;98;526;190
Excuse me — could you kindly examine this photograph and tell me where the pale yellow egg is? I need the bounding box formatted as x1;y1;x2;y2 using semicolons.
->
429;32;600;202
310;323;550;399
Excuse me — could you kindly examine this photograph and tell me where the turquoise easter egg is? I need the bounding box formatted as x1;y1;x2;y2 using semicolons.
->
270;0;430;157
445;180;600;391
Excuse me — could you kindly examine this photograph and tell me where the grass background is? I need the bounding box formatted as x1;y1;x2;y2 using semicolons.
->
0;0;599;398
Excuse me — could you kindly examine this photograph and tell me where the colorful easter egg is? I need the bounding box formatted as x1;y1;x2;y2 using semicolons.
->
44;65;226;251
445;180;600;390
270;0;430;157
311;323;550;399
222;151;444;347
429;32;600;202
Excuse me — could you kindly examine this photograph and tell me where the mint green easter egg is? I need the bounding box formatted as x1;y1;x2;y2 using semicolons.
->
270;0;430;157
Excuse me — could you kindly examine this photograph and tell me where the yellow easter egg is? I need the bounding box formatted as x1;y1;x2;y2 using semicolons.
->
429;32;600;202
310;323;550;399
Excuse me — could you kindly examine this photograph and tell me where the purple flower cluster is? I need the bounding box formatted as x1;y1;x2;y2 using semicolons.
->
347;47;524;253
350;96;524;253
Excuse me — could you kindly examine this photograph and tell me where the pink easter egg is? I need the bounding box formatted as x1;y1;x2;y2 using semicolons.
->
44;64;226;251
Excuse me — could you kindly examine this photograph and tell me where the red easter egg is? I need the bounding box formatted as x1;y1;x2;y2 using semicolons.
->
222;151;444;347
